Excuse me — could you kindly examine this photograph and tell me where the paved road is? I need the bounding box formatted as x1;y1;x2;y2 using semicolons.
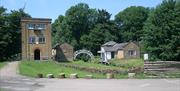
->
0;61;180;91
35;79;180;91
0;61;41;91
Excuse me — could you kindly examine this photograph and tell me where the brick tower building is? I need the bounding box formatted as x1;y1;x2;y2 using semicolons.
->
21;18;52;60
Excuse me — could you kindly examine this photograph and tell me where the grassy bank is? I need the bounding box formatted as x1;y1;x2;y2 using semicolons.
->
18;59;180;78
63;58;143;70
20;60;144;78
110;58;144;69
19;61;106;78
0;62;7;69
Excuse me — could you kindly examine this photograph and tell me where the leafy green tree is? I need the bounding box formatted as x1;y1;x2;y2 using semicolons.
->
115;6;149;42
142;0;180;61
53;3;98;50
97;9;111;23
80;23;118;54
7;9;31;58
53;4;119;54
52;15;65;45
0;7;30;61
0;7;10;60
80;9;118;54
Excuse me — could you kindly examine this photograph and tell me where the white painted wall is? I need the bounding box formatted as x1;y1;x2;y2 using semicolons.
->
106;52;111;60
100;47;112;62
101;47;105;52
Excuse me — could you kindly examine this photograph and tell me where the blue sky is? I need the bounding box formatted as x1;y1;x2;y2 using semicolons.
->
1;0;163;22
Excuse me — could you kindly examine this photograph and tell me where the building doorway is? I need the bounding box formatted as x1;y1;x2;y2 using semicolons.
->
34;49;40;60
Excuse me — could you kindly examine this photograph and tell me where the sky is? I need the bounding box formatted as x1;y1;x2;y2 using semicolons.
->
0;0;163;22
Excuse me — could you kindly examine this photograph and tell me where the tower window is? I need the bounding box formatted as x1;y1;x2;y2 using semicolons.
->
36;24;46;30
38;37;45;44
29;36;36;44
27;24;46;30
27;24;35;29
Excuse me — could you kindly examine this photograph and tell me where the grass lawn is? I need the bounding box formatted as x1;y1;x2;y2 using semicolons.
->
61;58;144;70
110;58;144;69
0;89;5;91
62;61;124;70
0;62;7;69
17;59;180;79
19;61;107;78
19;59;146;79
20;60;141;79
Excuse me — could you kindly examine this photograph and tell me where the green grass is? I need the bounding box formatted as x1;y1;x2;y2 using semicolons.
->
62;58;144;70
19;60;107;78
19;60;137;79
110;58;144;69
19;59;145;79
19;59;179;79
65;60;124;70
0;88;6;91
0;62;7;69
164;72;180;78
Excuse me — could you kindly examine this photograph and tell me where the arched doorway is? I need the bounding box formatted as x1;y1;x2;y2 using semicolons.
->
34;49;40;60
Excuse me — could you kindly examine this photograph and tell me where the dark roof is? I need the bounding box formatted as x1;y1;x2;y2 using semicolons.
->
102;41;116;47
52;43;73;49
113;43;128;49
52;43;60;49
21;18;52;23
102;41;138;52
103;46;117;52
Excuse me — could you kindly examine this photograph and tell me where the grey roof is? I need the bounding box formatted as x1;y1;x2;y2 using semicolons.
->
113;43;128;49
102;42;129;52
102;41;117;47
103;46;117;52
53;43;73;49
52;43;60;49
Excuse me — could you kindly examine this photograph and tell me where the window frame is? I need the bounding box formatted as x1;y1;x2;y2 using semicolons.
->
27;23;35;30
38;36;45;44
27;23;46;30
28;36;36;44
36;24;46;30
128;50;136;56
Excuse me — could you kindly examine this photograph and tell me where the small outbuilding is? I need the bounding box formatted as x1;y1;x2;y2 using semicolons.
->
98;41;140;62
52;43;74;61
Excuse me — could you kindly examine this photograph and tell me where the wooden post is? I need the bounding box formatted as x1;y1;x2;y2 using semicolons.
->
59;73;65;78
46;74;54;78
106;73;114;79
37;73;43;78
70;73;78;79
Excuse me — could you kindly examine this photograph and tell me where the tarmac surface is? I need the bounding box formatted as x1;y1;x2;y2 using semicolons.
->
0;61;179;91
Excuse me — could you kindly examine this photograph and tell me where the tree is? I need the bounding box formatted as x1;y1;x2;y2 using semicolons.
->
53;3;98;50
52;15;65;45
53;5;119;54
97;9;111;23
80;9;118;54
142;0;180;61
0;7;10;60
80;23;118;54
115;6;149;42
7;9;30;57
0;7;30;61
